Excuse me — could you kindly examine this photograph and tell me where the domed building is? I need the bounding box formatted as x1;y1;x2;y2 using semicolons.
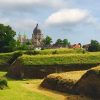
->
32;24;43;47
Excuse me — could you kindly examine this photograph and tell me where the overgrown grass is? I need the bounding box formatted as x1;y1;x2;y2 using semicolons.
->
25;48;86;55
20;52;100;66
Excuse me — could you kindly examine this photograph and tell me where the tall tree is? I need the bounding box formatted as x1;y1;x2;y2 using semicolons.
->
55;39;63;46
0;24;16;52
43;36;52;47
63;39;70;47
88;40;100;52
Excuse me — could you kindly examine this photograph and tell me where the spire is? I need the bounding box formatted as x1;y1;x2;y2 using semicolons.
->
33;24;41;35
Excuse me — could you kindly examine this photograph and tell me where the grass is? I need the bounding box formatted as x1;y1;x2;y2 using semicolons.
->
0;71;57;100
20;52;100;66
38;48;85;55
40;70;87;93
0;53;13;65
47;70;87;84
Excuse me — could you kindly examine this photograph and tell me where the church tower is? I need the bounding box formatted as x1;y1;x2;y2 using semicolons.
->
32;24;43;47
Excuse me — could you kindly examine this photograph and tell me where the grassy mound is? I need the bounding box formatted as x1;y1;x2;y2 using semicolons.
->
41;66;100;98
20;52;100;66
75;66;100;98
40;71;86;93
7;52;100;79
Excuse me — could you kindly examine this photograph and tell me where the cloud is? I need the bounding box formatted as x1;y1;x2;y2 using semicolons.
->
45;9;89;26
0;0;65;9
0;17;37;33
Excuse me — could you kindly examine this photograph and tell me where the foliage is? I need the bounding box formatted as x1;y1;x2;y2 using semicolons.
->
25;50;40;55
55;39;63;46
0;78;8;89
8;51;23;65
63;39;70;47
43;36;52;47
55;39;70;47
88;40;100;52
0;24;16;52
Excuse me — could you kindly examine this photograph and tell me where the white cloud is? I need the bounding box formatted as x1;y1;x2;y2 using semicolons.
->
0;0;65;8
46;9;89;26
0;17;36;33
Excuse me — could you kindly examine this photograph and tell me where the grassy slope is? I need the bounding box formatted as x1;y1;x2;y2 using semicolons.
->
0;53;13;65
20;52;100;66
47;70;87;84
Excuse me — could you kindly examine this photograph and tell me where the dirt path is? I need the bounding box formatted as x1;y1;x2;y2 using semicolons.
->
22;79;67;100
22;80;92;100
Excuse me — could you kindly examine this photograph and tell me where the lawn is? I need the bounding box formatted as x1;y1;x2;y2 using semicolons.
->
0;72;57;100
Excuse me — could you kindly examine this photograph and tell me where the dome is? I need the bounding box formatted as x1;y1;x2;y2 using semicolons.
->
33;24;42;35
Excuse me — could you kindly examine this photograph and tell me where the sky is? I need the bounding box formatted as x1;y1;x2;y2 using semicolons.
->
0;0;100;44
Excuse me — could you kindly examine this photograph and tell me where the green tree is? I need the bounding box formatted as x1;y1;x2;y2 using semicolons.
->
43;36;52;47
88;40;100;52
0;24;16;52
55;39;63;46
63;39;70;47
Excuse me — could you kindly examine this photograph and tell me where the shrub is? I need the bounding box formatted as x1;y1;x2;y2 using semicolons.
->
88;40;100;52
52;50;58;54
8;51;23;65
0;78;8;89
25;50;40;55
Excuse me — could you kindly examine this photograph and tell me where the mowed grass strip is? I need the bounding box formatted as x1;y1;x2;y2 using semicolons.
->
20;52;100;66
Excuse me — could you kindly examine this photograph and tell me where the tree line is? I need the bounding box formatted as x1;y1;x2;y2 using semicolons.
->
0;24;100;53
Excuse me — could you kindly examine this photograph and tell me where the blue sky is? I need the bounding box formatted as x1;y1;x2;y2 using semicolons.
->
0;0;100;44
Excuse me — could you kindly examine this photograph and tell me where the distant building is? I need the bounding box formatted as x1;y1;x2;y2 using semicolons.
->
32;24;43;47
17;34;28;44
70;43;81;48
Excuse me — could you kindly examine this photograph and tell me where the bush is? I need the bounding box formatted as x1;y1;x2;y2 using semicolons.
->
0;78;8;89
88;40;100;52
8;51;23;65
52;50;58;54
25;50;40;55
